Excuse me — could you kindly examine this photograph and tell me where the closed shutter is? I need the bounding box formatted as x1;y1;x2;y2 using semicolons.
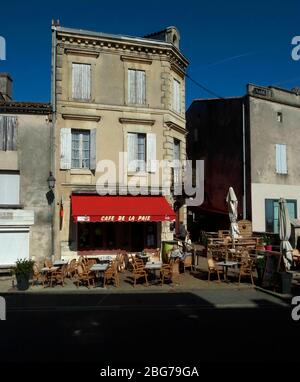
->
90;128;97;171
136;70;146;105
146;133;156;173
0;116;4;151
0;173;20;204
6;116;17;150
128;69;136;104
60;128;72;169
173;79;180;113
276;144;287;174
72;63;91;100
127;133;137;172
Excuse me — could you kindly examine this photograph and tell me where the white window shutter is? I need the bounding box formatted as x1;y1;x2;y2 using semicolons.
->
136;70;145;104
90;128;97;170
60;128;72;169
173;79;180;113
128;69;136;104
7;116;17;150
72;63;80;99
276;144;287;174
127;133;137;172
147;133;156;173
82;64;91;100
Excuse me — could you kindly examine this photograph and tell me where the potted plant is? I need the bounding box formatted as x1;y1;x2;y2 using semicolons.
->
12;258;35;291
262;234;272;251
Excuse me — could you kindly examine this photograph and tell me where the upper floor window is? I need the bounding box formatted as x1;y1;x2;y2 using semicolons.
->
72;63;91;100
127;132;156;173
0;172;20;205
173;138;180;161
0;116;17;151
172;78;181;113
60;128;96;170
277;112;283;123
71;130;90;169
275;144;287;174
128;69;146;105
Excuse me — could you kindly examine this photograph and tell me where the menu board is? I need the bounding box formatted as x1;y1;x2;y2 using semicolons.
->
262;251;284;289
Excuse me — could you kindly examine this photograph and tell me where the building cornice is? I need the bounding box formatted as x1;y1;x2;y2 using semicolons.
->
62;113;101;122
119;117;155;125
165;121;187;135
55;27;188;71
120;55;152;65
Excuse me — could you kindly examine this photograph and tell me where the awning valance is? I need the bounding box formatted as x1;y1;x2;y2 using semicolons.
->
71;195;176;223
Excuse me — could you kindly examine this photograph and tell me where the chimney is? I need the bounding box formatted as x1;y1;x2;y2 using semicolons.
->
0;73;13;101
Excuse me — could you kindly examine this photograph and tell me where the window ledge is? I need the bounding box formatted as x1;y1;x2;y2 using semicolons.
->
0;204;23;209
127;172;148;177
70;169;92;175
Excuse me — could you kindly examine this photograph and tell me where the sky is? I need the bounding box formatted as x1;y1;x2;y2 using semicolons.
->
0;0;300;108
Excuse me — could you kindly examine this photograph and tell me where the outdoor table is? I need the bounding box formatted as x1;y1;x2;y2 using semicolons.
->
53;260;68;267
217;261;239;281
144;261;163;284
40;266;59;287
90;263;109;287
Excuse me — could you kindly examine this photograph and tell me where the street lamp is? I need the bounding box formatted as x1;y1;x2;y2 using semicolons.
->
47;171;56;189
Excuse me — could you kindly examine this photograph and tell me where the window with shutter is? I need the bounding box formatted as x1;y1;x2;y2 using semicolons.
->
146;133;156;173
72;63;91;100
128;69;146;105
0;116;17;151
127;132;147;172
71;130;91;169
60;128;72;169
173;79;180;113
275;144;287;174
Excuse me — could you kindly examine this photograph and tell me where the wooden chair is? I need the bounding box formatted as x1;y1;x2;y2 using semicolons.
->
132;263;148;287
44;258;53;268
75;264;95;289
103;261;120;288
207;257;224;282
66;259;77;278
144;248;160;262
51;264;67;287
238;258;254;286
115;252;126;272
169;258;180;284
182;254;193;272
32;263;46;286
160;264;173;286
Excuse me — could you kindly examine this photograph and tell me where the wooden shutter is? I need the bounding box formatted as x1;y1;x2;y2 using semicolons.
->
136;70;146;104
6;116;17;150
128;69;136;104
0;116;4;151
72;63;91;100
90;128;97;171
276;144;287;174
146;133;156;173
127;133;137;172
60;128;72;169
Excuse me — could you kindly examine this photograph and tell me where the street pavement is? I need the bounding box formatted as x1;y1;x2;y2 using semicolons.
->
0;287;299;375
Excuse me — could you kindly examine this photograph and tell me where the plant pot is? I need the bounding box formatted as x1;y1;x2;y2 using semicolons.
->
16;274;30;291
265;245;272;251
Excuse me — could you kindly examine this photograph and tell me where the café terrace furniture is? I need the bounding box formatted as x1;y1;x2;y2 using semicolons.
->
75;264;95;289
132;262;149;287
216;260;239;282
40;266;59;287
238;258;254;286
144;261;163;285
51;264;67;287
32;263;47;287
207;257;224;282
160;264;173;286
182;254;194;272
103;261;120;288
89;263;109;287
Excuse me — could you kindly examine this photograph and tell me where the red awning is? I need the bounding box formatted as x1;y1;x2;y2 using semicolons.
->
71;195;176;223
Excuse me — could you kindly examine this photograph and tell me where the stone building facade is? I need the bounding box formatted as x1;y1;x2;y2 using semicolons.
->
51;24;189;259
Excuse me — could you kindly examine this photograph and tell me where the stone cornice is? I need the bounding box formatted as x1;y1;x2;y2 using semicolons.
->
64;47;100;58
119;117;155;125
165;121;187;135
62;113;101;122
56;28;188;70
121;55;152;65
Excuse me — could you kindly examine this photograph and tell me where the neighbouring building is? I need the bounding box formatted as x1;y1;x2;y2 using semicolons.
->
0;73;52;265
186;83;300;238
51;23;189;259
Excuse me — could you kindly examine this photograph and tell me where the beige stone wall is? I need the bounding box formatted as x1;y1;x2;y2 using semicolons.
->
53;28;188;257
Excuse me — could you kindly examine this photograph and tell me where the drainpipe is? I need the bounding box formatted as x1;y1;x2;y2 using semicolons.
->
50;21;57;260
242;100;246;219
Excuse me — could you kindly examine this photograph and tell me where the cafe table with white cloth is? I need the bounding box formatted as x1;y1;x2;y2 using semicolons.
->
144;261;163;284
89;263;109;287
